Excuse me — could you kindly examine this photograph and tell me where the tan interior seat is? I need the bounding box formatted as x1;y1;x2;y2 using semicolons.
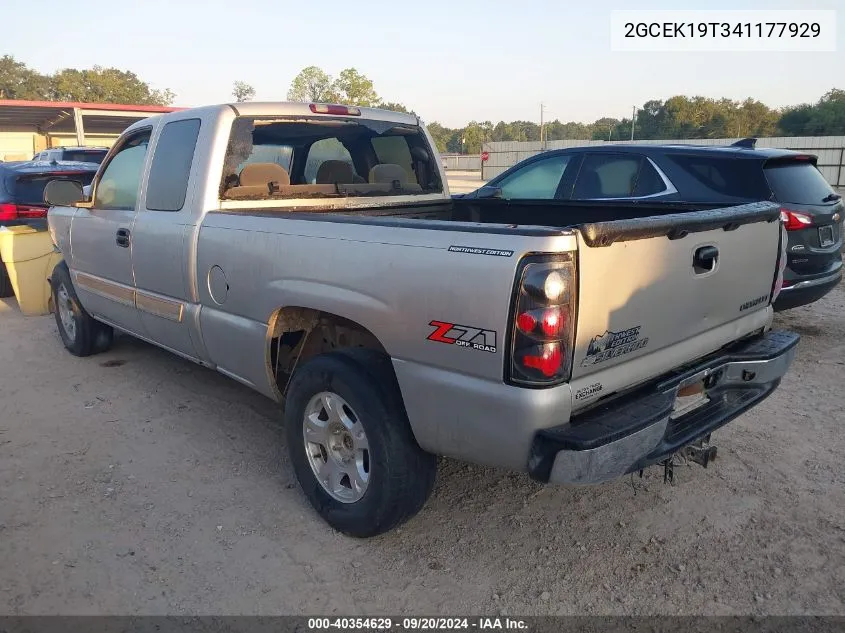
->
316;160;355;185
240;162;291;187
225;162;292;198
367;163;422;193
223;161;423;201
369;163;408;185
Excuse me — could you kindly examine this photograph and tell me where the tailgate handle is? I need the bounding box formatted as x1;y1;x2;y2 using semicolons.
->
693;245;718;273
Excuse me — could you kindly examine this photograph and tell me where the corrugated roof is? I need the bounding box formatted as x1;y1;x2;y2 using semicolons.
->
0;99;183;134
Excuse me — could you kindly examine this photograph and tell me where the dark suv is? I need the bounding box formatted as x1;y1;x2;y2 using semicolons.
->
32;146;109;164
0;160;98;297
468;142;843;311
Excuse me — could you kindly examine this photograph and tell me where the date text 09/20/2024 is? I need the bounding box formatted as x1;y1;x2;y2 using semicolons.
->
307;617;529;630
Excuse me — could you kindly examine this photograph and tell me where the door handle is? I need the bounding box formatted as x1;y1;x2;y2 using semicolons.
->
693;245;718;273
116;228;131;248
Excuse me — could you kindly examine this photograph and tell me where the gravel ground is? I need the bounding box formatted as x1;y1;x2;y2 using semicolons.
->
0;280;843;616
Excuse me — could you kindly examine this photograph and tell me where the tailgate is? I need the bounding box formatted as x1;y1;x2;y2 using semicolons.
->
571;202;783;380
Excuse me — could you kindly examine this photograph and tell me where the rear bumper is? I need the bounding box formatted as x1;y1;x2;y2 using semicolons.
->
774;262;842;311
528;330;799;485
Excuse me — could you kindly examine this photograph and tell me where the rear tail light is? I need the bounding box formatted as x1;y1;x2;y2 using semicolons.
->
780;209;813;231
516;306;565;339
517;344;563;378
507;254;577;386
309;103;361;116
0;203;47;222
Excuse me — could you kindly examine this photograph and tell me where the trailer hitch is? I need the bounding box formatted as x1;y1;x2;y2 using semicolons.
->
660;435;718;484
684;442;718;468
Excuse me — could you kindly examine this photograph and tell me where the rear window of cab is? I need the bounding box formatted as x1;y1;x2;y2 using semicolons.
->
220;117;443;200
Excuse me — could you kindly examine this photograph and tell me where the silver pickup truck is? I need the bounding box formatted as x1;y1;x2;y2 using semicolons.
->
44;102;799;537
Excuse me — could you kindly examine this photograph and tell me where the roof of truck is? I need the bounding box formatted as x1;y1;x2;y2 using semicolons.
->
129;102;420;129
229;101;418;123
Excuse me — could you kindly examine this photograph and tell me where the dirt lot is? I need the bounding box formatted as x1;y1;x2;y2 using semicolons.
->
1;281;843;617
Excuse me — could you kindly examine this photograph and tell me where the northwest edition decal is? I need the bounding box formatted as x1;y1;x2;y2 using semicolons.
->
448;245;514;257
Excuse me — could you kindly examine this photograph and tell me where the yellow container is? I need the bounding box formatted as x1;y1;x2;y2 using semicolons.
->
0;226;64;316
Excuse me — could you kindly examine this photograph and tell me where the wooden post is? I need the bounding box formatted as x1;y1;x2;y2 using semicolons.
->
73;108;85;146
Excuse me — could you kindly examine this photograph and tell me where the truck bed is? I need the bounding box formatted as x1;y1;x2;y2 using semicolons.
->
214;197;762;245
218;196;735;227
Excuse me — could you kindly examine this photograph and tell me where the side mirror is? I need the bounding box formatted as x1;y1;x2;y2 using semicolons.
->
44;180;84;207
475;185;503;199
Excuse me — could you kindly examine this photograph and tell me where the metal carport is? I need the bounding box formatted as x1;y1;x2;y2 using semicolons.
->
0;100;182;160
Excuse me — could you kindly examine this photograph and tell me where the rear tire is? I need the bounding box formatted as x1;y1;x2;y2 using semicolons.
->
0;260;13;298
50;263;114;357
284;348;437;538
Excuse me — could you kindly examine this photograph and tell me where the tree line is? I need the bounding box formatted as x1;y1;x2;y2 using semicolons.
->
3;56;843;154
428;90;845;154
0;55;174;105
279;68;845;153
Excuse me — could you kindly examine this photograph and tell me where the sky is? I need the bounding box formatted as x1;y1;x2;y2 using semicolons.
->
3;0;843;127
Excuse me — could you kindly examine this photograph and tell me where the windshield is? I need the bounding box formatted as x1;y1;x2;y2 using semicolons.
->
765;161;837;205
238;143;293;174
220;117;442;201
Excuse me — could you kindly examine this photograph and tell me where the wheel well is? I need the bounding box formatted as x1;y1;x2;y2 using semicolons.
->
266;307;389;400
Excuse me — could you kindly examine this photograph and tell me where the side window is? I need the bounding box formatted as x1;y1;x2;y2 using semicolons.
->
93;130;151;210
371;136;416;183
573;154;641;199
632;158;668;197
667;155;771;199
304;138;355;183
496;155;571;199
146;119;201;212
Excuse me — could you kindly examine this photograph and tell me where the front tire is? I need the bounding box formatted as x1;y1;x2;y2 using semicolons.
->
284;348;437;538
50;263;114;357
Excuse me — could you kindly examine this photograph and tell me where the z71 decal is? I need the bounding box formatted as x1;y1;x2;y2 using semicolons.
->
581;326;649;366
427;320;498;353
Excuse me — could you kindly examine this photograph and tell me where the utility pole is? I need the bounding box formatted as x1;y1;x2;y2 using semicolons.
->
631;105;636;141
539;103;547;150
